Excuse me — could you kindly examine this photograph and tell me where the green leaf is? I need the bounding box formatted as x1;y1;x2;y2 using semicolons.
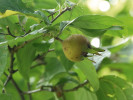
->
70;15;123;29
59;15;126;37
117;15;133;36
0;0;52;23
0;0;33;13
96;75;133;100
0;93;13;100
49;72;79;86
0;28;47;46
101;63;133;81
64;82;97;100
32;91;55;100
75;60;99;91
44;57;66;82
59;21;74;34
0;35;8;77
34;10;51;25
16;42;36;80
33;41;51;52
0;80;3;93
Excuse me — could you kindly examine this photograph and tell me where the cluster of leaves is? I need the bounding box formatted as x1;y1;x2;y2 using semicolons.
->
0;0;133;100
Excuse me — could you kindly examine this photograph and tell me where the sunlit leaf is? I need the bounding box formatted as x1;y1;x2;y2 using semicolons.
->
75;60;99;91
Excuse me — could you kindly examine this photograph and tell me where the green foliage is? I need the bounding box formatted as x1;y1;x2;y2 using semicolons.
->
16;42;36;80
75;60;99;91
0;0;33;13
97;76;133;100
0;35;8;77
60;15;126;37
0;0;133;100
0;93;13;100
0;28;47;46
64;83;97;100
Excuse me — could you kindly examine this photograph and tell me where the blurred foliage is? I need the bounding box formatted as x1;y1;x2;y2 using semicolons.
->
0;0;133;100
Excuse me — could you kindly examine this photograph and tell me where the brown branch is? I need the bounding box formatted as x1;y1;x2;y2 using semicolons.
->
11;77;25;100
3;46;25;100
63;80;89;92
23;80;89;95
0;33;9;35
48;11;58;18
6;26;31;38
2;46;15;91
6;26;17;38
55;37;63;42
34;49;55;61
51;7;72;23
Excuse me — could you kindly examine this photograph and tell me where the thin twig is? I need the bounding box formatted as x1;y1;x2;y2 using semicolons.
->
2;46;15;89
6;26;17;38
23;80;89;95
6;26;31;38
63;80;89;92
0;33;9;35
31;62;46;69
27;82;32;100
34;49;55;61
55;37;63;42
2;75;12;93
11;77;25;100
3;46;25;100
51;7;72;23
23;85;54;94
48;11;57;18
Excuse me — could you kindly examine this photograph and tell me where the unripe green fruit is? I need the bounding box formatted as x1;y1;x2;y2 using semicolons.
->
62;34;90;62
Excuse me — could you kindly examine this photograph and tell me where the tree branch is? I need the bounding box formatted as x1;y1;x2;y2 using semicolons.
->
34;49;55;61
6;26;31;38
27;82;32;100
63;80;89;92
2;46;15;91
51;7;72;23
0;33;9;35
23;80;89;95
23;85;54;94
3;46;25;100
11;77;25;100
